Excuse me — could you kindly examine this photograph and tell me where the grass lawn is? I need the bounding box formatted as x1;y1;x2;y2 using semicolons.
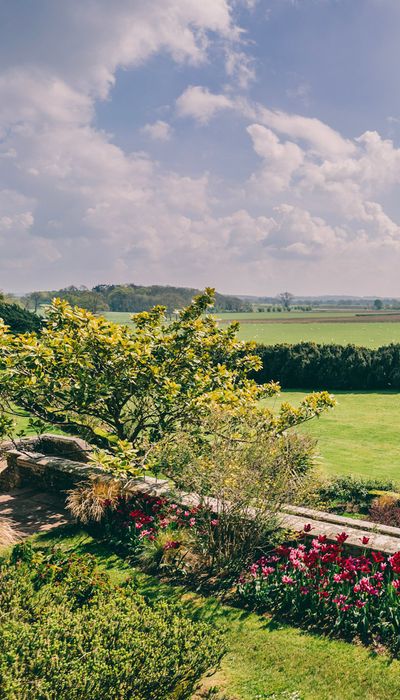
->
10;391;400;481
263;390;400;482
30;525;400;700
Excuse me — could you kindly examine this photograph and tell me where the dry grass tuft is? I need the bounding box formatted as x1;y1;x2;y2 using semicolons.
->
66;476;122;524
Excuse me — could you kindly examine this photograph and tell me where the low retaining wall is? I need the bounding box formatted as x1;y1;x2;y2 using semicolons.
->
2;436;400;554
0;434;94;490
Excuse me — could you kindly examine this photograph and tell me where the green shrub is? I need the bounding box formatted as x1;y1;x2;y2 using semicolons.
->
0;302;42;334
316;475;397;513
0;546;225;699
252;342;400;390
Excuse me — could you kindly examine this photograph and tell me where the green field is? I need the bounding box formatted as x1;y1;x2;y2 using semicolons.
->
12;390;400;482
236;322;400;347
103;311;400;347
264;390;400;482
32;527;400;700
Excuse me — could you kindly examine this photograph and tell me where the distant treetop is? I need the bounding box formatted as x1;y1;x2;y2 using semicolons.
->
22;283;250;314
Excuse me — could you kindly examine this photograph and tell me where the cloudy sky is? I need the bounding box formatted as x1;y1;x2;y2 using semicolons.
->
2;0;400;296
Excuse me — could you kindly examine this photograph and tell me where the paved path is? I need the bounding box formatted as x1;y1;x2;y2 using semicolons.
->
0;487;72;537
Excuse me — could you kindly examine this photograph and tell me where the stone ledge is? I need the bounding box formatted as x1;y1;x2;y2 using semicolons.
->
2;439;400;554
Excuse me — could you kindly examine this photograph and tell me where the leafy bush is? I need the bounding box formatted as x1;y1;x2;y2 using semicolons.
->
238;527;400;656
0;302;42;334
154;406;318;579
315;475;397;513
0;545;225;699
68;399;331;582
253;342;400;390
0;291;334;459
369;494;400;527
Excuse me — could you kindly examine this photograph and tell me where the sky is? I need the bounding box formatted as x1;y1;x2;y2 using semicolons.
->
2;0;400;296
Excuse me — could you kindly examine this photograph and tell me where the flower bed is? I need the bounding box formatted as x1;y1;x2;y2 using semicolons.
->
102;492;218;561
238;525;400;655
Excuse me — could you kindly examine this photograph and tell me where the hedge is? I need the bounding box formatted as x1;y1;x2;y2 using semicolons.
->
0;303;42;334
252;342;400;390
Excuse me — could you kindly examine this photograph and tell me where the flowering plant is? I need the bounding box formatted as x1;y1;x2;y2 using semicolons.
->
102;492;218;565
238;526;400;655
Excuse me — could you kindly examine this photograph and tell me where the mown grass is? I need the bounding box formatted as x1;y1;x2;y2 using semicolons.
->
11;390;400;481
29;526;400;700
263;390;400;482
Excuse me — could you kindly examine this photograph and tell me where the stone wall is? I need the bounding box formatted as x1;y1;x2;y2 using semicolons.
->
0;434;95;491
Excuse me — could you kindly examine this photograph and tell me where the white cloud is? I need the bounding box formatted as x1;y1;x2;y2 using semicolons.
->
265;205;346;258
246;124;304;192
0;1;240;100
2;1;400;294
141;120;173;141
176;86;355;159
176;86;234;124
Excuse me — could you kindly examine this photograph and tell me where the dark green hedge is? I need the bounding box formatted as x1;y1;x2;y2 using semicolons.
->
0;303;42;333
252;342;400;390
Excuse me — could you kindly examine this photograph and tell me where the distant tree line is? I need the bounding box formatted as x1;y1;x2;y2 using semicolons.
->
252;342;400;390
22;284;250;314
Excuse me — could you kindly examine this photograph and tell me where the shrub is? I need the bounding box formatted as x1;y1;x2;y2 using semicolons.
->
315;475;397;513
0;302;42;334
0;546;224;699
238;527;400;656
369;494;400;527
252;342;400;390
155;406;318;579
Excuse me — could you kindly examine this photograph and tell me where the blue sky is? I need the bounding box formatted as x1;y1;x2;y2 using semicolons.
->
1;0;400;295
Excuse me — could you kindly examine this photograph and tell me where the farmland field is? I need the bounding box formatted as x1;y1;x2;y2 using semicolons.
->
235;321;400;346
263;390;400;482
103;310;400;347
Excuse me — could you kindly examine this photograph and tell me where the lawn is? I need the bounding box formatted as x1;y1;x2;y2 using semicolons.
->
263;390;400;482
32;526;400;700
10;391;400;482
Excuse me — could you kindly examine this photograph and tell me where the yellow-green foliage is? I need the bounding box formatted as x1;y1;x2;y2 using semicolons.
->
0;289;334;475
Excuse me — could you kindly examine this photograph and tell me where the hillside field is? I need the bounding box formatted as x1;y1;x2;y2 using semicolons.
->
263;390;400;481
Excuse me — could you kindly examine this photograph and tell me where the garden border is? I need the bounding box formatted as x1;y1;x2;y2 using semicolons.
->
2;438;400;553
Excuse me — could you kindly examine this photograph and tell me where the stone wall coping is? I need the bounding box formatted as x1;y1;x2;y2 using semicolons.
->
9;450;104;478
282;503;400;539
4;445;400;554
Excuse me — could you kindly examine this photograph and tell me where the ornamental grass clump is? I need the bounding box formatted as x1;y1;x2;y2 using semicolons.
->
238;526;400;656
66;475;122;524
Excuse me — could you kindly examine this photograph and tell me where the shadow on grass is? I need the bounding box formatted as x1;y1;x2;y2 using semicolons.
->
33;524;255;630
32;525;399;665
